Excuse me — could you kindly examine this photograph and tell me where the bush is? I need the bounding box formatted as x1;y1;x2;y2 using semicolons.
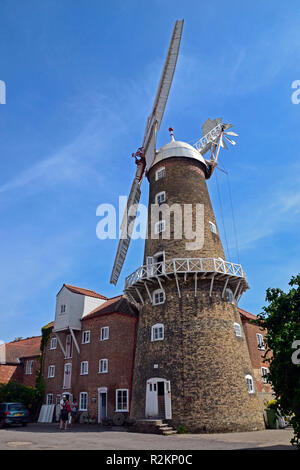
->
0;381;41;420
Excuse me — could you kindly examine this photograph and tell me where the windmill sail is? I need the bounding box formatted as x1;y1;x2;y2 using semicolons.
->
110;19;184;285
110;177;141;285
143;19;184;170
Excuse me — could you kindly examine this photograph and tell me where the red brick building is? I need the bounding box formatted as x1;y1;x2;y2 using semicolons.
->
0;336;41;387
42;284;138;423
239;307;273;408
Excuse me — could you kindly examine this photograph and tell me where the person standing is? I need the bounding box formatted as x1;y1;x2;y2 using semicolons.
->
70;398;79;428
59;395;71;430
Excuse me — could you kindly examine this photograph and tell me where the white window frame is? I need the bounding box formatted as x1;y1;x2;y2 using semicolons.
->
46;394;53;405
153;289;165;305
80;361;89;375
50;337;57;350
209;221;217;234
99;359;108;374
257;333;265;350
116;389;129;412
155;166;166;181
234;322;242;338
154;220;165;235
79;392;88;411
65;334;73;358
48;365;55;378
82;330;90;344
25;360;33;375
100;326;109;341
151;323;164;342
261;367;269;383
155;191;166;205
245;374;255;394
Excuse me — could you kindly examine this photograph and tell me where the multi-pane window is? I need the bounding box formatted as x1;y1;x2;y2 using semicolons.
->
116;389;129;412
256;333;265;350
46;394;53;405
155;191;166;205
48;365;55;378
153;289;165;305
245;374;254;394
234;322;242;338
261;367;269;383
155;167;166;181
50;337;57;350
79;392;88;411
60;304;66;314
100;326;109;341
151;324;164;341
25;360;33;375
80;361;89;375
154;220;165;234
82;331;90;344
99;359;108;374
209;221;217;234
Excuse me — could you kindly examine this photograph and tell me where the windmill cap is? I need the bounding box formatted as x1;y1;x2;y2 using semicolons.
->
150;139;207;169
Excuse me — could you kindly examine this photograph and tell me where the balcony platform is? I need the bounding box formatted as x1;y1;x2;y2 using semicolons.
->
124;258;249;305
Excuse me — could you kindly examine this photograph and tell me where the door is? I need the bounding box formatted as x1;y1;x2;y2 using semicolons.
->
98;388;107;424
63;363;72;389
145;378;172;419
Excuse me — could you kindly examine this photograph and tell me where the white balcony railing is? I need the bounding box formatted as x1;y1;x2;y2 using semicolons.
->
125;257;246;290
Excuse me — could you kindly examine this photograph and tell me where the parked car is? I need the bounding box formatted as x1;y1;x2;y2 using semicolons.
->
0;402;30;428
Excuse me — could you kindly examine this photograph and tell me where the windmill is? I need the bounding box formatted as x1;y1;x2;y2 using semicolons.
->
110;20;238;285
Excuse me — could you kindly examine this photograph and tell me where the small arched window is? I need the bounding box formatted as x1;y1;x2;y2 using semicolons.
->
225;288;235;304
151;323;164;341
153;289;165;305
245;374;255;394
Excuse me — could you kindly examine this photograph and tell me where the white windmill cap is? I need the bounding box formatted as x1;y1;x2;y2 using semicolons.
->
150;136;207;170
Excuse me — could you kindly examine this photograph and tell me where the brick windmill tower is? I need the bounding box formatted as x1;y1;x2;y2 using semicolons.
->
110;20;265;432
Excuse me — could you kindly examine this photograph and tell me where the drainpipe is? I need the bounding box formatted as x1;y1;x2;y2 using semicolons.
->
129;317;138;414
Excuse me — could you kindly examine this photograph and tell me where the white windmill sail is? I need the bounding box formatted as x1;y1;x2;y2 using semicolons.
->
143;19;184;170
110;20;184;285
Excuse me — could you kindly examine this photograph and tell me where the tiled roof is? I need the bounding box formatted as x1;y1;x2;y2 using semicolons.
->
0;365;19;384
64;284;108;300
82;295;139;320
5;336;42;364
238;307;257;321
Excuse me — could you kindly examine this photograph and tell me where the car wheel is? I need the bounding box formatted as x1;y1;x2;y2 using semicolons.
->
0;419;6;429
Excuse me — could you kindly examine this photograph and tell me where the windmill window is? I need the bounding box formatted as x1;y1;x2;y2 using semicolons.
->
225;288;235;304
155;220;165;234
155;167;166;181
209;221;217;234
151;323;164;341
155;191;166;205
234;322;242;338
60;304;66;314
261;367;269;383
245;374;255;394
153;289;165;305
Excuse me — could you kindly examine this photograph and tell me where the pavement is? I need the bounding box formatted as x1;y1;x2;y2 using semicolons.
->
0;423;296;450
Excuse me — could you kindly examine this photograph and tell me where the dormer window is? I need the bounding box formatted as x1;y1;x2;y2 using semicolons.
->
155;167;166;181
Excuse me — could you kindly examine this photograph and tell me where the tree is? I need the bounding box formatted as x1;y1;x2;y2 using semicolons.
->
254;274;300;447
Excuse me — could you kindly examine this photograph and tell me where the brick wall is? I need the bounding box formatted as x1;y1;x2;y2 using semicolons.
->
42;312;137;421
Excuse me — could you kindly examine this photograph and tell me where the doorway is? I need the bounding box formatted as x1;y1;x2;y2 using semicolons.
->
98;387;107;424
145;378;172;419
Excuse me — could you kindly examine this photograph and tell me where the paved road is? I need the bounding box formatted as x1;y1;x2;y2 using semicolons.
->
0;424;295;450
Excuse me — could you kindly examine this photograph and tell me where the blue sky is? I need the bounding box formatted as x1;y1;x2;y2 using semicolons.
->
1;0;300;342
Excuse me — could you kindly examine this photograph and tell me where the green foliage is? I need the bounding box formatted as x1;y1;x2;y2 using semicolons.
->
178;425;186;434
35;322;52;404
253;274;300;448
0;381;41;417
